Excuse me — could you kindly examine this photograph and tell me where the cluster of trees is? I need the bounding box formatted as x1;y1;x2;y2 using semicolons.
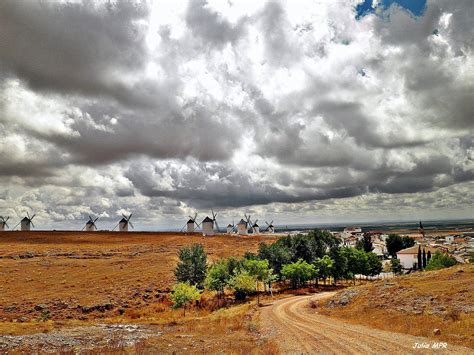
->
171;230;384;311
386;234;415;257
425;251;457;270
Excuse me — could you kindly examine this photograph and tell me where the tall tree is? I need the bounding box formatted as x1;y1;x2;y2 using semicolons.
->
417;245;422;270
422;248;427;269
174;244;207;287
386;234;415;257
427;250;432;264
356;235;373;252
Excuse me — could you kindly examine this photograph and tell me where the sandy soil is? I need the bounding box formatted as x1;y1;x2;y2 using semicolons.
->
0;231;277;324
261;293;472;354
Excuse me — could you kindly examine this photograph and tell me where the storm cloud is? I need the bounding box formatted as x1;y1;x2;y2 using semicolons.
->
0;0;473;229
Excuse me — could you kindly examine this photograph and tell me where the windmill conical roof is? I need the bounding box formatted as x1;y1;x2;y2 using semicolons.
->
237;219;247;225
86;220;94;225
21;217;29;221
202;216;213;223
120;217;127;223
187;219;195;224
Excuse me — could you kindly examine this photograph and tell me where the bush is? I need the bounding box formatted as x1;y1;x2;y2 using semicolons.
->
230;272;256;300
390;258;402;275
425;251;457;270
174;244;207;287
281;259;316;289
171;282;201;316
386;234;415;257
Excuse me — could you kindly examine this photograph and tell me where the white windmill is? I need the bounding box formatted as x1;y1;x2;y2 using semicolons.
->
245;214;256;234
12;212;36;231
181;213;200;233
265;220;275;233
201;209;220;236
226;220;236;234
237;218;248;235
82;216;99;232
252;220;260;234
0;216;10;231
113;213;134;232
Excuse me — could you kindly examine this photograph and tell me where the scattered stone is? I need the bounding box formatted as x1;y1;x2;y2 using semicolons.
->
433;328;441;336
34;304;48;312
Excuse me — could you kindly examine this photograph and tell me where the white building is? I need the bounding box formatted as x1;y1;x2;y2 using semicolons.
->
21;217;31;231
186;219;195;233
237;219;248;235
226;224;234;234
118;218;128;232
201;216;214;236
252;223;260;234
344;226;362;234
397;245;438;269
85;220;97;232
445;235;454;244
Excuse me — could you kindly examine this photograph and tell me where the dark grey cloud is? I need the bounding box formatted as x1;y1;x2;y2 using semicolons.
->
0;0;150;103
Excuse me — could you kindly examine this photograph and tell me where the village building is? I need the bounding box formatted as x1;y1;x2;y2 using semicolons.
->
397;245;438;269
201;216;214;236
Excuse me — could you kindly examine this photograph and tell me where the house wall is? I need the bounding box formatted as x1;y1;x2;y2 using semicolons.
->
398;254;417;269
202;221;214;236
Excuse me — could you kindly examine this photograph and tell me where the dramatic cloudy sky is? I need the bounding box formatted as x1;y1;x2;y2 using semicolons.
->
0;0;473;230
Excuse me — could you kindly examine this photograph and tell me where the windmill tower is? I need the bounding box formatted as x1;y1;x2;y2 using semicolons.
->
182;213;200;233
226;220;235;234
18;212;35;231
252;221;260;234
201;216;214;236
82;216;99;232
0;216;10;231
237;218;248;235
245;214;255;234
113;213;134;232
265;220;275;233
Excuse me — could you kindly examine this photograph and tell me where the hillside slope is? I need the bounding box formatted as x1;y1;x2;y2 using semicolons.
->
319;265;474;348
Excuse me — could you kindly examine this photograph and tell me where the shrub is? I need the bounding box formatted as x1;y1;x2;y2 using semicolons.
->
170;282;201;316
174;244;207;287
426;251;457;270
390;258;402;275
230;272;256;300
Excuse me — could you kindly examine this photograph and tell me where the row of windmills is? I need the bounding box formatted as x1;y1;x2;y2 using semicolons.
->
1;210;275;236
0;213;135;232
182;211;275;236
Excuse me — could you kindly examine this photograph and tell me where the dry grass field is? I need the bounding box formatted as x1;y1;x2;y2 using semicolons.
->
0;231;278;328
318;264;474;348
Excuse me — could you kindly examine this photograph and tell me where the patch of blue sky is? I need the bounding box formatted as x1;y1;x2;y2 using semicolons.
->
355;0;427;20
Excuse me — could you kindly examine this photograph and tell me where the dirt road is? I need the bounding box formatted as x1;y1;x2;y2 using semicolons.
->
261;293;472;354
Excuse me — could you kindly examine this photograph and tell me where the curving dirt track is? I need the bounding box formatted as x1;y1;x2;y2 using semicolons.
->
261;293;472;354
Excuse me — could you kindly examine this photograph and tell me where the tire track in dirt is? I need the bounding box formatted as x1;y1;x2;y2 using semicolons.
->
261;293;472;354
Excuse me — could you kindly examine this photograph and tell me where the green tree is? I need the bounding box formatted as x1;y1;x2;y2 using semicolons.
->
422;248;427;269
171;283;201;316
329;247;348;284
426;251;457;270
281;259;317;289
363;252;383;278
356;235;373;253
390;258;402;275
313;255;334;285
174;244;207;287
417;245;422;270
427;250;432;264
205;259;231;298
386;235;415;257
343;248;367;284
243;259;274;305
258;242;292;278
230;271;256;300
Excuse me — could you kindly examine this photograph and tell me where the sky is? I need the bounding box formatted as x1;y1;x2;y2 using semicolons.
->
0;0;473;230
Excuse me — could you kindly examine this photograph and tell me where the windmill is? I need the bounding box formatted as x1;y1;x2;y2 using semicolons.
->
201;209;220;236
0;216;10;231
82;215;99;232
12;212;36;231
251;219;260;234
245;213;255;234
226;220;236;234
113;213;134;232
237;217;248;235
264;220;275;233
181;213;201;233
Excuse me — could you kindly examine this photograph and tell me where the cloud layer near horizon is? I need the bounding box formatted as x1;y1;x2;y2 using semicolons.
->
0;0;473;229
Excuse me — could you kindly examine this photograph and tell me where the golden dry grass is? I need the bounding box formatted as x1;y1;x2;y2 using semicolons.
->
0;231;278;331
319;264;474;348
